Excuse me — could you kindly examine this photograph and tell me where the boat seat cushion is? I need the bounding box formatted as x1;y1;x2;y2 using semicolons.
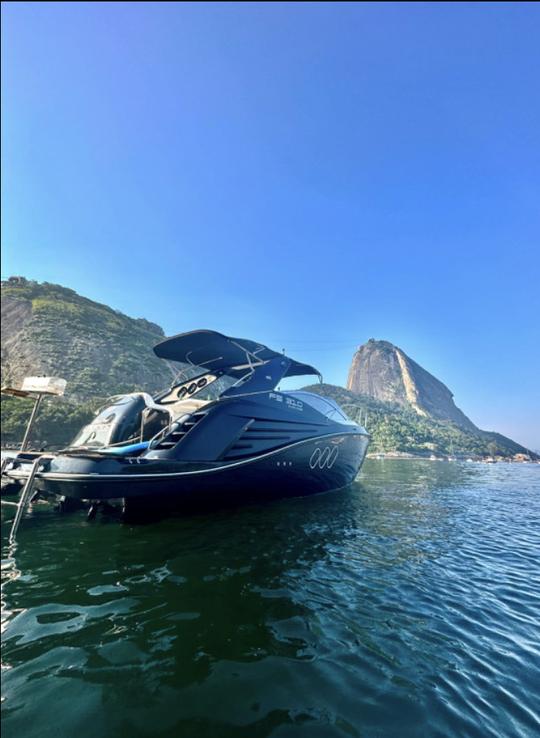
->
100;441;150;456
167;398;210;419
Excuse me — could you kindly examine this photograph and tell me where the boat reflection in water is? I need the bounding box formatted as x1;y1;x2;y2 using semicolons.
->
4;330;369;518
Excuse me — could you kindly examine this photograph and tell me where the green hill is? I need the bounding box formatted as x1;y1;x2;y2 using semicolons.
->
1;277;173;448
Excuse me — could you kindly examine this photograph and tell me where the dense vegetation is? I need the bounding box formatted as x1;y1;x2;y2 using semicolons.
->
1;395;96;449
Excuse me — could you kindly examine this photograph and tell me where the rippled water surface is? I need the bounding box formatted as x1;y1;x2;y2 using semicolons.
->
2;460;540;738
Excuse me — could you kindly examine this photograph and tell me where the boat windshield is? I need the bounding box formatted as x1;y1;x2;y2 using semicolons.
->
286;392;356;425
159;367;240;403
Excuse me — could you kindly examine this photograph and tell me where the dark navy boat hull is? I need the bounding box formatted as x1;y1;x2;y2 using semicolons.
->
3;332;371;522
26;432;369;507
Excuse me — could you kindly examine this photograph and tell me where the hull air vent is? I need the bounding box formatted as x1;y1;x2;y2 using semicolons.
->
153;410;207;450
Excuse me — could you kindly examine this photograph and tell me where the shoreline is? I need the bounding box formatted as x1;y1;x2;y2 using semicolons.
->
366;452;538;463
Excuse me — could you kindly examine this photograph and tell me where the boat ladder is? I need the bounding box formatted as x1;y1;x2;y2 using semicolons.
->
8;455;54;545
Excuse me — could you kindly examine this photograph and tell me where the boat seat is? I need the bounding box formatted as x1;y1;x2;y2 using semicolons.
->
122;392;208;422
167;398;210;420
100;441;150;456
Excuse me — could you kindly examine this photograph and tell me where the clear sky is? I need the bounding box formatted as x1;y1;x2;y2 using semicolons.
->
1;2;539;449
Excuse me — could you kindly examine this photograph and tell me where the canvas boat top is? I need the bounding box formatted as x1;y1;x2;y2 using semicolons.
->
153;330;321;381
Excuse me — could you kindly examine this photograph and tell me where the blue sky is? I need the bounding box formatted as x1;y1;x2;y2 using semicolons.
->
2;3;539;449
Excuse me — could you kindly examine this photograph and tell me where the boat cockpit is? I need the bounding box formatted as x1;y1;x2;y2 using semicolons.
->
68;375;219;452
67;331;323;454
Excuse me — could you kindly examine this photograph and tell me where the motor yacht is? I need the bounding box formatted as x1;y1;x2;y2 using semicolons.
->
4;330;369;518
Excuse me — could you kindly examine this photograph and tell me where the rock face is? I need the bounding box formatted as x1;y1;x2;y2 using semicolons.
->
347;339;477;431
1;277;173;402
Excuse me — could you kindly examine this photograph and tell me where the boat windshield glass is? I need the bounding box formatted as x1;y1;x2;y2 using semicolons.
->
287;392;356;424
162;365;247;402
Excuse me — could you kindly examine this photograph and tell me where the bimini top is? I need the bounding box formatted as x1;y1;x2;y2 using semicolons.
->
153;330;320;379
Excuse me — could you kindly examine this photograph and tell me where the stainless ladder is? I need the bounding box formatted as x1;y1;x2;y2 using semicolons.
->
8;455;54;544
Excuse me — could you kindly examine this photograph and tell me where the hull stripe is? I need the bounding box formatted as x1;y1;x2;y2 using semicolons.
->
7;431;369;483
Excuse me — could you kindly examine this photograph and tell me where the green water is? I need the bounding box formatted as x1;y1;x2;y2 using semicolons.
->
2;460;539;738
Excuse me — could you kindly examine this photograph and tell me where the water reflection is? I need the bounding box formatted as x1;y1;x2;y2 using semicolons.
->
2;460;539;738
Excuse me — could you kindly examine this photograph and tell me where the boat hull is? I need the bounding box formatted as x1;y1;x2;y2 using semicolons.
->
11;433;369;508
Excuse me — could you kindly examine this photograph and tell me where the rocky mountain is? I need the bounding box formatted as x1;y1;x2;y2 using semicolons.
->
1;276;173;402
345;339;535;458
347;339;477;430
